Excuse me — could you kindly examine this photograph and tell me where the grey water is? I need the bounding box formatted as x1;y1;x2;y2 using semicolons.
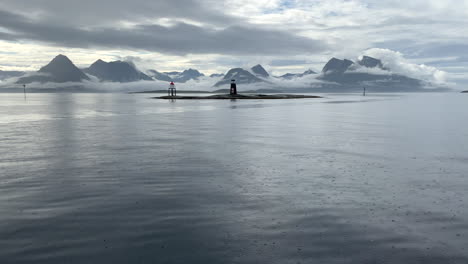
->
0;92;467;264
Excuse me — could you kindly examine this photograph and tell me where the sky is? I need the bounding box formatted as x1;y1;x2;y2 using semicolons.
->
0;0;467;87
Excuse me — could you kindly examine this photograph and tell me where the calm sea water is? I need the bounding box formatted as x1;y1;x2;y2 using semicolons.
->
0;92;467;264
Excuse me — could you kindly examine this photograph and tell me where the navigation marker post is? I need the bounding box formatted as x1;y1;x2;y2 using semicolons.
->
230;79;237;95
168;82;177;97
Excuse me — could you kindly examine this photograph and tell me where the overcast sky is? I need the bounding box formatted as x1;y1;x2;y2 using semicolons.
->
0;0;467;86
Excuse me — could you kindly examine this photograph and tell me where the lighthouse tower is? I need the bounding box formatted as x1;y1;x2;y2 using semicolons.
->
230;79;237;95
168;82;177;97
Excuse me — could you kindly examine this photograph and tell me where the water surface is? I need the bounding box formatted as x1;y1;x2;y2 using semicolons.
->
0;93;467;263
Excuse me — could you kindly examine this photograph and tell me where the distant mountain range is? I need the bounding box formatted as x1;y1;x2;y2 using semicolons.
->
214;68;265;87
214;65;289;86
209;73;224;78
169;69;204;82
317;56;423;91
1;54;448;92
147;70;173;82
147;69;205;83
279;69;317;80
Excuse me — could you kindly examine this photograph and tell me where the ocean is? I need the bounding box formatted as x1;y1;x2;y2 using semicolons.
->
0;92;467;263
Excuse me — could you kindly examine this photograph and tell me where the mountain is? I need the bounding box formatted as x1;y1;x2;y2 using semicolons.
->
279;69;317;80
214;68;265;87
0;70;25;80
358;56;385;69
302;69;317;75
4;53;445;93
158;69;205;83
85;60;152;82
317;56;424;90
173;69;204;83
462;91;468;93
322;58;354;74
17;54;90;84
251;64;269;78
164;71;180;76
147;70;173;82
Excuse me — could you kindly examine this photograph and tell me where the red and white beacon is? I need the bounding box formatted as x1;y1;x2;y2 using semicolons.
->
168;82;177;97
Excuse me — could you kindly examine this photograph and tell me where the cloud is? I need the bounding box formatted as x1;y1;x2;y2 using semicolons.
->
0;0;234;27
348;65;392;76
0;9;325;56
0;70;326;93
363;48;448;84
0;0;466;87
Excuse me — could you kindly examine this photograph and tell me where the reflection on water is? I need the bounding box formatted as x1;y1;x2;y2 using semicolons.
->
324;99;384;104
0;93;467;263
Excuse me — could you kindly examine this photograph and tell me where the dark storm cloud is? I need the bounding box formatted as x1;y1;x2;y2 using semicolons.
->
0;0;234;26
0;9;325;55
0;32;15;41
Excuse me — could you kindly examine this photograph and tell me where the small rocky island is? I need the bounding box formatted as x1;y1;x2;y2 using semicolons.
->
155;79;321;100
155;94;322;100
462;91;468;93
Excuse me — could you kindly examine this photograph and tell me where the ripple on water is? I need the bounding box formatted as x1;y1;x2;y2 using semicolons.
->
1;93;468;263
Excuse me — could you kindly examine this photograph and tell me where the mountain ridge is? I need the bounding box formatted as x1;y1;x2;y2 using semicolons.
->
1;54;447;92
317;56;423;90
85;60;152;82
251;64;269;78
279;69;317;80
214;68;265;87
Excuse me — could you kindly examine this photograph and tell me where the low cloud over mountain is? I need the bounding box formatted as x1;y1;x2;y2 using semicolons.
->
214;68;265;87
0;50;450;93
84;60;152;82
0;70;24;80
363;48;448;85
17;54;89;84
